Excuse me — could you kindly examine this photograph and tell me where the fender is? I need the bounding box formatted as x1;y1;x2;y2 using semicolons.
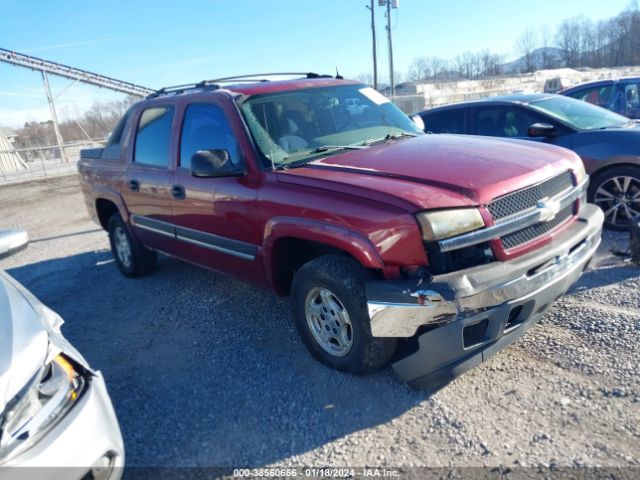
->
262;216;385;289
589;156;640;173
92;185;130;224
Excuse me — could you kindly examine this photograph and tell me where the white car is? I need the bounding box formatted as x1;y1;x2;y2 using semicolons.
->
0;230;124;479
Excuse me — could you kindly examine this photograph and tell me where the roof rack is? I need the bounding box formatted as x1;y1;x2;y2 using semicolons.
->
205;72;334;83
146;72;342;99
145;81;219;99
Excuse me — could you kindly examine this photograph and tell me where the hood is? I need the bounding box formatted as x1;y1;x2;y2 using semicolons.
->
571;125;640;159
279;134;580;209
0;272;50;414
586;124;640;136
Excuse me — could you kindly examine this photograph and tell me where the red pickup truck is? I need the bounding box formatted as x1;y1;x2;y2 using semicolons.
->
78;74;604;388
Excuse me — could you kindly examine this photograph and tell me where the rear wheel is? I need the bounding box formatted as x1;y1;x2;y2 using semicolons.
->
291;254;397;374
589;166;640;230
107;213;156;277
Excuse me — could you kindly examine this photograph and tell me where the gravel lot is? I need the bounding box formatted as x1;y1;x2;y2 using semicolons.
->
1;175;639;471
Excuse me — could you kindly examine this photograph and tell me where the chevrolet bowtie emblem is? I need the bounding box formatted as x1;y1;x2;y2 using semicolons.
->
537;197;561;222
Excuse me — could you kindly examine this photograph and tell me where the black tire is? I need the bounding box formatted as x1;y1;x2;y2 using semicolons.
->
107;213;156;277
290;254;397;374
588;165;640;231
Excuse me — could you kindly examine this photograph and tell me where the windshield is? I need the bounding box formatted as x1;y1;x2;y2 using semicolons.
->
238;84;423;168
529;96;629;131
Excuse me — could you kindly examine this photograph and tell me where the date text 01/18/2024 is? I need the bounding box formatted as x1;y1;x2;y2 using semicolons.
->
232;468;400;478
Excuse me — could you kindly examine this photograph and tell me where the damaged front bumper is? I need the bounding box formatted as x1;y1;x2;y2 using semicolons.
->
366;203;604;389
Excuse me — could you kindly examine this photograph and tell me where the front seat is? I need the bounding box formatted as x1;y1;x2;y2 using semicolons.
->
627;87;638;107
502;111;519;137
278;111;309;152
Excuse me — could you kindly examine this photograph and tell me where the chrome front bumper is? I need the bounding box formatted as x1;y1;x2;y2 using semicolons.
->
1;372;124;480
367;203;604;338
368;204;603;389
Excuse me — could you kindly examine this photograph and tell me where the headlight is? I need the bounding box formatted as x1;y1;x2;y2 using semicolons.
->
0;354;85;462
416;208;485;241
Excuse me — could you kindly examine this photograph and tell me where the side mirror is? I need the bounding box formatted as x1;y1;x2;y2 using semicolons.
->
527;123;556;137
410;114;426;131
0;230;28;259
190;149;243;178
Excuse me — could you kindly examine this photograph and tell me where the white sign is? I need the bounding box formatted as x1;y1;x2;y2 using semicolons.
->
359;87;390;106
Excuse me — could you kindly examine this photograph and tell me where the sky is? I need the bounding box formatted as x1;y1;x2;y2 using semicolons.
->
0;0;633;128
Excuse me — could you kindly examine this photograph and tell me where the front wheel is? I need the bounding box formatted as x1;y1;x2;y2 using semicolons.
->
589;166;640;230
290;254;397;374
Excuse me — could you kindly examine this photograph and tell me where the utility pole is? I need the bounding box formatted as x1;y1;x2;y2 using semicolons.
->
366;0;378;90
379;0;398;96
41;71;67;163
385;0;395;97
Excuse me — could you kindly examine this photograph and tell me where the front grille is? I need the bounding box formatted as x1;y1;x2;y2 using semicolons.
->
487;171;575;250
488;171;573;221
501;204;573;249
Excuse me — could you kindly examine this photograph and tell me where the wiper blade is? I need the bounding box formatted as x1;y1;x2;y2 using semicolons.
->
386;132;418;139
281;145;367;163
361;132;418;146
313;145;368;152
272;159;313;171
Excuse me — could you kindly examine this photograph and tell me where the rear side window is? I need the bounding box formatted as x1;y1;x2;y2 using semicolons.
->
179;103;241;169
134;106;174;167
101;111;130;160
422;109;466;134
567;84;616;108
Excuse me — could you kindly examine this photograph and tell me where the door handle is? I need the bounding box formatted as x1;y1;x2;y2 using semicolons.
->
129;179;140;192
171;185;186;200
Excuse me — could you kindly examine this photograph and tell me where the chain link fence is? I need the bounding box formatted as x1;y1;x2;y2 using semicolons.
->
0;139;103;185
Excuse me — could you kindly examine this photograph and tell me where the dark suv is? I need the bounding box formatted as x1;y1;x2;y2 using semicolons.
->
560;77;640;119
417;94;640;230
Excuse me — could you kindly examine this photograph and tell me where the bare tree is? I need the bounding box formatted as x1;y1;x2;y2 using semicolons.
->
479;50;503;77
16;97;135;149
516;27;538;72
455;51;480;79
556;17;585;67
539;25;552;68
355;72;374;86
429;57;448;80
406;3;640;87
407;56;451;81
408;57;430;81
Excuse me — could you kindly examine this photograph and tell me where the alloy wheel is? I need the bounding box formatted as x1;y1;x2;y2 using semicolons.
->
304;287;353;357
593;175;640;227
114;227;132;268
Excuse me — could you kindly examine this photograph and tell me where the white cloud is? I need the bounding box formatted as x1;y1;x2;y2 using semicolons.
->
0;91;43;98
0;108;52;128
22;38;122;53
0;92;121;128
